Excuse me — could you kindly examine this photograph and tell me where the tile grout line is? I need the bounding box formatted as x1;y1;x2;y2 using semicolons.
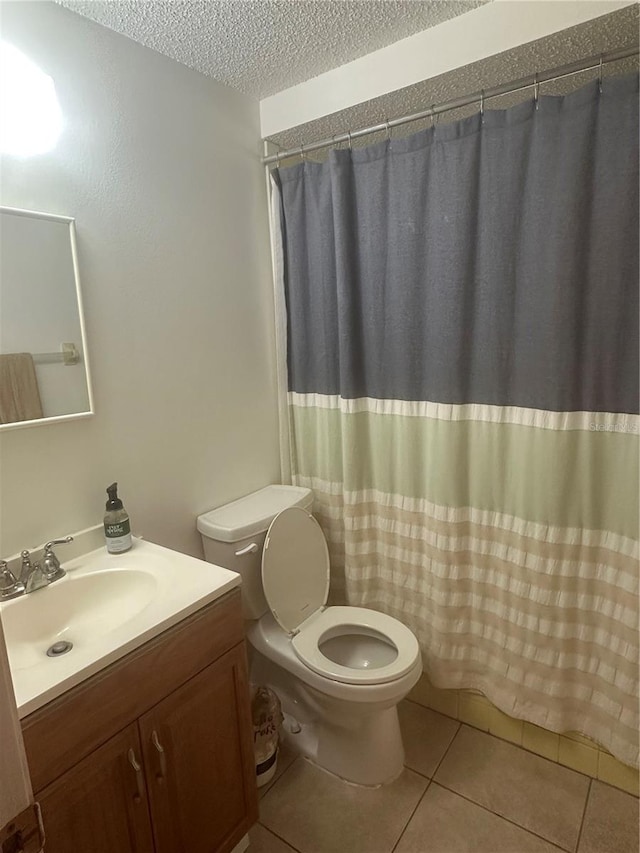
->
403;716;464;785
427;717;463;779
405;696;460;724
429;723;573;851
407;695;639;794
389;778;433;853
256;821;304;853
258;752;301;804
426;721;592;853
432;779;575;853
389;719;462;853
455;721;604;794
256;754;305;852
406;699;544;759
573;777;593;853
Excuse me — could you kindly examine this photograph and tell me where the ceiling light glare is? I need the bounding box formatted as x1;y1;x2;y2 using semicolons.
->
0;41;63;157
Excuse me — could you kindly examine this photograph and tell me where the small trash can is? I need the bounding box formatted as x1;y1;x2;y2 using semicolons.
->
251;686;283;787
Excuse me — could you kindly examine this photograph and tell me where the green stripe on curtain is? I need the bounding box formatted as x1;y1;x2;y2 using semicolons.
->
290;403;639;539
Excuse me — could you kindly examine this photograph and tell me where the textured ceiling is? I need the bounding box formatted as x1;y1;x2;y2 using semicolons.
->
269;4;639;159
57;0;488;99
56;0;638;157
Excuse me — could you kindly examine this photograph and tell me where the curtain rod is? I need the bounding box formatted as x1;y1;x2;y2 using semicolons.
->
262;44;639;166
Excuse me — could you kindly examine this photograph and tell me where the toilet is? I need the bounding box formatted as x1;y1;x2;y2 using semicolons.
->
197;485;422;786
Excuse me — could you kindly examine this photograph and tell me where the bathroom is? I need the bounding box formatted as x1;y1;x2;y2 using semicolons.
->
0;1;638;852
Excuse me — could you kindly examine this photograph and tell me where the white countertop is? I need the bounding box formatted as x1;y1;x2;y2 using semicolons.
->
0;537;240;718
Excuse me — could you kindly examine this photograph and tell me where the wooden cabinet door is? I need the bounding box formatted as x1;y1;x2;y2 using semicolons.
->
139;643;258;853
36;723;154;853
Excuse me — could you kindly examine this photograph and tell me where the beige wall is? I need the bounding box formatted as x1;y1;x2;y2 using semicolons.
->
0;1;280;558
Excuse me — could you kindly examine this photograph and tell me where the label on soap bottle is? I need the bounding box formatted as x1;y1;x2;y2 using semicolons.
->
105;518;132;553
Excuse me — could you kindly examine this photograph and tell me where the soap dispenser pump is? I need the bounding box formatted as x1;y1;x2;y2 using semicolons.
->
104;482;132;553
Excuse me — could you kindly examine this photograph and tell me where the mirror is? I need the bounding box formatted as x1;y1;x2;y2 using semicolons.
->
0;206;93;429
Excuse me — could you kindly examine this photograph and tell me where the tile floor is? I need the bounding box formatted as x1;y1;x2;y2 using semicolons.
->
249;700;639;853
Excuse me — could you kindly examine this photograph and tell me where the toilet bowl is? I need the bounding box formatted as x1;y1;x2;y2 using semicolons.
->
197;486;422;786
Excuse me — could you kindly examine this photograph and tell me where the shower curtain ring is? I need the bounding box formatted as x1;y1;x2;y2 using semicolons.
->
598;56;603;94
534;73;540;110
480;90;485;122
299;143;306;162
275;150;281;167
347;131;352;151
431;105;438;127
385;119;391;142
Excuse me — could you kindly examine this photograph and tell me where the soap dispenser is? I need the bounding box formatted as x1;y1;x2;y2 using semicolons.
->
104;482;132;553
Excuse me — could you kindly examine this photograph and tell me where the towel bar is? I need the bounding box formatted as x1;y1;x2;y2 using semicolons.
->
31;343;80;366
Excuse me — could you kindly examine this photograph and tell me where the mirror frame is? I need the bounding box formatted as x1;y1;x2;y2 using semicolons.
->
0;206;94;431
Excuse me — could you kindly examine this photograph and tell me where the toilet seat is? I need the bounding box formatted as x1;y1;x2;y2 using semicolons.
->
262;508;420;686
292;606;420;685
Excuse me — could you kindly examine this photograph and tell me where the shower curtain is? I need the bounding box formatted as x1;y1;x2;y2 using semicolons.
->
272;73;639;768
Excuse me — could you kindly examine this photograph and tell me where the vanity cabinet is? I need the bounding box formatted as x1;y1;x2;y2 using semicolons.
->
21;590;257;853
36;724;155;853
139;650;252;853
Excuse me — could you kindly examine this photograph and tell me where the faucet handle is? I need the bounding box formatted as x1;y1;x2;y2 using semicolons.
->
41;536;73;581
19;550;37;587
44;536;74;552
0;560;25;601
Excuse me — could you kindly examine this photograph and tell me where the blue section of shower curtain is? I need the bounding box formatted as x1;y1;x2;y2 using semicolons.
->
276;73;639;413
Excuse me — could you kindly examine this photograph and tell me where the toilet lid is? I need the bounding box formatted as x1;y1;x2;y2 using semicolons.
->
262;507;330;634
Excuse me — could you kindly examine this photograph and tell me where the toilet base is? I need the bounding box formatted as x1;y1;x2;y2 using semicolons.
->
284;705;405;788
250;647;407;787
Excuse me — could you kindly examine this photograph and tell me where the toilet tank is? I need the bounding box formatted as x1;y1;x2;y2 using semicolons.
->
197;485;313;619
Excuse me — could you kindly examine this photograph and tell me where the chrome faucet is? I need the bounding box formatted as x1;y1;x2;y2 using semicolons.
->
0;561;25;601
40;537;73;582
9;536;74;596
20;550;49;593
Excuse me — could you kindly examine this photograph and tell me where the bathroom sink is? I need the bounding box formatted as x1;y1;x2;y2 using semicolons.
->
0;535;241;716
2;569;158;670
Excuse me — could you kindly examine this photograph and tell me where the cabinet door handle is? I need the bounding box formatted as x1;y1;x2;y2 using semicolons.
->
151;730;168;780
128;748;144;803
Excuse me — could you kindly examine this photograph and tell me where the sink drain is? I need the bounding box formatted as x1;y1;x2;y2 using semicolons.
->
46;640;73;657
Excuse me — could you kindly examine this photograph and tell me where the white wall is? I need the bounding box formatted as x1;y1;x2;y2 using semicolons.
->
0;1;280;558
